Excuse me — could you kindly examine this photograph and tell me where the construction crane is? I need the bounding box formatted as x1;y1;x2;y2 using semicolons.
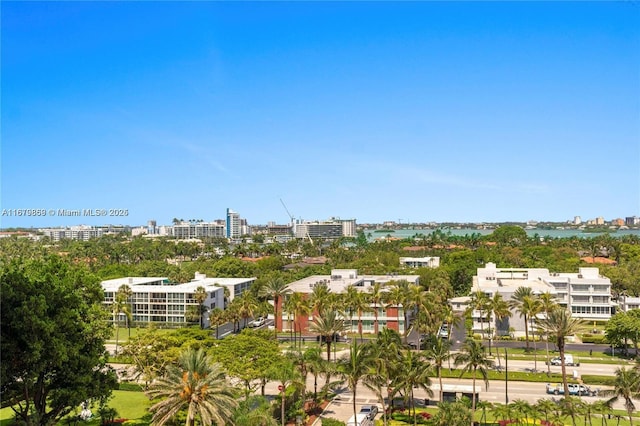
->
280;198;295;226
279;198;313;246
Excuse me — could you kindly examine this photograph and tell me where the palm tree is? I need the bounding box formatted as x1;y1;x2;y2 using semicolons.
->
236;291;259;329
392;350;433;425
535;398;557;424
537;307;585;397
509;286;535;351
145;348;238;426
372;328;404;415
309;308;348;361
232;395;278;426
193;286;207;329
269;359;304;426
288;292;311;349
592;400;613;426
208;307;225;339
601;367;640;425
369;282;384;335
468;290;490;343
304;347;326;400
432;400;473;426
337;340;375;422
386;281;409;338
537;291;558;376
424;335;451;403
343;285;360;336
259;277;291;338
116;284;133;338
487;293;511;356
454;338;494;423
309;282;332;314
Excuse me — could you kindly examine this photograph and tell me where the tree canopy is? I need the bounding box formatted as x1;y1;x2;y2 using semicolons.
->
0;255;117;425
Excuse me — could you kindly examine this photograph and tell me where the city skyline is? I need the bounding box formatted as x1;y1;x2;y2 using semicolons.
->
2;2;639;228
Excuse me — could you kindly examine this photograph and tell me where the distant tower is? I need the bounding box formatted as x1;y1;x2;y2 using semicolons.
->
574;216;582;225
226;208;241;239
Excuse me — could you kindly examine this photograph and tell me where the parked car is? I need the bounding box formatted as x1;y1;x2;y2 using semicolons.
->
438;323;449;339
346;413;372;426
248;317;266;328
547;354;580;366
545;383;596;396
359;405;379;420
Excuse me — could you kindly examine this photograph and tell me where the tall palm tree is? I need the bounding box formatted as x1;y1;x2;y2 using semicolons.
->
116;284;133;338
193;286;207;329
145;348;238;426
538;291;558;376
386;281;409;338
392;350;433;426
208;307;225;339
509;286;535;350
454;338;494;424
487;293;511;356
537;307;585;397
259;277;291;338
368;282;384;335
309;308;348;361
236;290;259;329
343;285;360;336
337;340;375;422
601;367;640;425
288;292;311;349
268;359;304;426
309;282;331;315
424;335;451;403
468;290;490;343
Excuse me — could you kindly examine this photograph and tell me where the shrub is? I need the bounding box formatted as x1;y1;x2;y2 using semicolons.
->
321;418;345;426
581;334;606;344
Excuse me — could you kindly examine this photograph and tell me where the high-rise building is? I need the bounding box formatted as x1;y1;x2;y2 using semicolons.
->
226;208;241;239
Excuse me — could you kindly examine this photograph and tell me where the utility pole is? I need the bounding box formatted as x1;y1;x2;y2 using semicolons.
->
504;348;509;404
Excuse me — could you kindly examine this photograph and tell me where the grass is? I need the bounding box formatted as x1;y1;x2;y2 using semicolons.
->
0;391;151;426
376;406;639;426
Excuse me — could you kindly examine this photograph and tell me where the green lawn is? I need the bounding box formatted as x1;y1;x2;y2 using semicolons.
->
0;391;151;426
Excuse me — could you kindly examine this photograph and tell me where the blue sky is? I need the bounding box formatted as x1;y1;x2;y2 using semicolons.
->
2;1;639;228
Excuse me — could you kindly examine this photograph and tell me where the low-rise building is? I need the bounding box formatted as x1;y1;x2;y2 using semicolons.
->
467;262;613;337
400;257;440;268
101;273;255;326
282;269;420;335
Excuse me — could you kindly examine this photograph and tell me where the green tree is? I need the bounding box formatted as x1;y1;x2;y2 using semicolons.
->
208;307;225;339
194;286;208;329
537;307;585;397
487;293;510;356
146;348;238;426
424;335;451;404
491;225;528;246
368;282;385;335
601;367;640;426
337;340;375;422
121;327;179;389
268;359;304;426
1;256;118;425
116;284;133;338
537;291;558;375
309;309;348;361
509;286;536;351
392;350;433;425
209;330;284;397
431;400;473;426
454;339;494;423
259;277;292;338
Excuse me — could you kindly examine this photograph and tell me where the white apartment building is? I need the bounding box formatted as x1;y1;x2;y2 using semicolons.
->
294;218;357;239
39;225;104;241
400;257;440;268
466;262;613;337
172;221;225;239
102;273;255;326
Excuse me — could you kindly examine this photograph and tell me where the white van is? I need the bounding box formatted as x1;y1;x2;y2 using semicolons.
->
346;413;373;426
549;354;580;366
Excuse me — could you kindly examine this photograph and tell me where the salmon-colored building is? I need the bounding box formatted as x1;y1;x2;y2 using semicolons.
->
277;269;420;335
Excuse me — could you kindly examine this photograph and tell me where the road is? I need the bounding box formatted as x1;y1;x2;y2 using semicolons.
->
256;369;624;425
